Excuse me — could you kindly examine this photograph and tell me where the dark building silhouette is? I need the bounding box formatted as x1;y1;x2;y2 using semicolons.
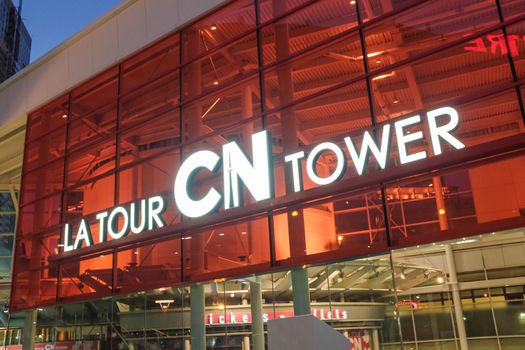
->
0;0;30;83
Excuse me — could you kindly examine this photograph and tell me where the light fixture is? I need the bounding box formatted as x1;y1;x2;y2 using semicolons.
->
134;251;139;255
367;51;383;58
291;210;299;217
393;94;399;104
438;208;446;215
61;114;67;119
241;231;247;235
211;24;217;31
219;233;225;236
337;235;344;244
155;299;174;309
213;80;219;85
350;0;356;4
436;276;445;284
230;293;235;298
400;272;406;280
372;72;395;81
520;312;525;319
375;58;382;64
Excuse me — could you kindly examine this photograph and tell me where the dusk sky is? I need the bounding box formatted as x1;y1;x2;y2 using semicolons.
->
20;0;122;62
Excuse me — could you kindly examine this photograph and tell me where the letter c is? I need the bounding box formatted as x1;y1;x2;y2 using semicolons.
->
174;150;222;218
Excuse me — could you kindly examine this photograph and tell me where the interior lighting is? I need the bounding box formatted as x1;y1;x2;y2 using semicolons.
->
519;312;525;319
211;24;217;31
219;233;225;236
155;299;174;309
367;51;383;58
61;114;68;119
436;276;445;284
438;208;446;215
372;72;395;81
337;235;344;244
241;231;247;235
201;97;221;119
230;293;235;298
213;80;219;85
291;210;299;217
350;0;356;4
400;272;406;280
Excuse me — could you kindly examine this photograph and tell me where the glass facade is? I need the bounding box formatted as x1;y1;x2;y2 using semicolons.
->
8;0;525;348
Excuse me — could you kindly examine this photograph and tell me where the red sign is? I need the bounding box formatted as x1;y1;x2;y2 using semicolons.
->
464;33;523;57
349;331;370;350
0;341;98;350
206;308;348;325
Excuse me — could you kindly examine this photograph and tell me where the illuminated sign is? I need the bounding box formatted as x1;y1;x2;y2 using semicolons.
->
464;33;523;57
62;107;464;252
205;308;348;325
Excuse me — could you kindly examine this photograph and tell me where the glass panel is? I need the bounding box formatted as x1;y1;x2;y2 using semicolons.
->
273;189;387;265
19;194;62;235
261;0;359;65
68;68;118;153
66;139;116;188
59;254;113;302
181;0;255;64
115;238;182;294
121;33;180;96
183;217;270;283
21;159;64;205
24;127;66;172
263;33;364;109
26;95;68;142
182;77;262;142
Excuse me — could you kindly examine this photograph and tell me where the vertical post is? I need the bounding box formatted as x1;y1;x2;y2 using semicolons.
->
22;309;37;350
372;329;380;350
433;177;449;231
242;336;250;350
445;244;469;350
190;284;206;350
250;277;265;350
291;268;311;316
184;339;191;350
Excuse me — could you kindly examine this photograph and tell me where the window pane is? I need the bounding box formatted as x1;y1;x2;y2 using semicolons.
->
181;0;255;64
261;0;359;65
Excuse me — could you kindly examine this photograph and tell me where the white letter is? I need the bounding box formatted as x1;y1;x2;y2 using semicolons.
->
130;199;147;234
74;219;93;250
223;130;273;209
427;106;465;155
394;115;427;164
148;196;167;229
63;223;74;252
174;150;221;218
284;151;305;192
344;124;391;175
306;142;346;185
96;211;108;243
108;206;129;240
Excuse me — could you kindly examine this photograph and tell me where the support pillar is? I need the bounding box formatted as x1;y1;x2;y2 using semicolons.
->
445;244;469;350
22;309;37;350
190;284;205;350
433;176;449;230
250;277;265;350
291;268;311;315
242;335;250;350
372;329;380;350
184;339;191;350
